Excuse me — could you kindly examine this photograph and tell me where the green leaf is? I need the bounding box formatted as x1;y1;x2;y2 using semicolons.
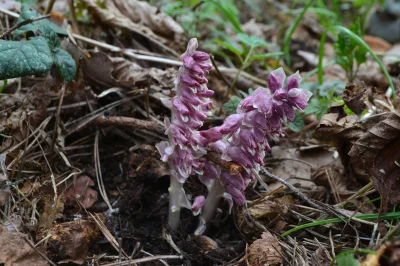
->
250;52;284;60
53;48;76;82
14;4;67;38
223;96;241;115
237;33;268;48
214;39;243;57
355;46;368;66
287;113;305;132
0;37;53;80
336;253;361;266
39;25;60;50
208;0;242;33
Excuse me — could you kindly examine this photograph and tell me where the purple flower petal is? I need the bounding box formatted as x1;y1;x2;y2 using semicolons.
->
288;88;313;110
287;71;302;91
192;51;209;61
267;67;286;93
219;114;244;134
191;195;205;215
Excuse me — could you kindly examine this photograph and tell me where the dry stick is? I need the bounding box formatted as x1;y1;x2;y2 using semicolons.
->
95;116;165;135
23;237;57;266
259;167;323;211
51;82;66;154
0;14;51;39
0;6;268;86
100;255;183;266
44;0;56;14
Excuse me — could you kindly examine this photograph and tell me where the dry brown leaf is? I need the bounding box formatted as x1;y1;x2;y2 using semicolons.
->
63;175;98;209
113;0;183;40
80;0;179;55
39;196;65;229
0;173;10;207
364;35;391;53
342;84;371;115
38;219;100;265
0;225;49;266
248;231;282;266
81;53;133;90
109;56;176;95
237;196;292;239
349;112;400;206
362;239;400;266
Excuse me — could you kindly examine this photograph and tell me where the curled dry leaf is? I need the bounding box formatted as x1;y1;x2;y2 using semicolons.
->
342;84;371;115
362;239;400;266
349;112;400;206
113;0;183;40
237;196;292;239
63;175;98;208
0;225;49;266
0;173;10;207
109;56;177;96
80;0;179;54
248;231;282;266
315;105;389;184
37;219;100;265
81;52;133;90
81;53;176;98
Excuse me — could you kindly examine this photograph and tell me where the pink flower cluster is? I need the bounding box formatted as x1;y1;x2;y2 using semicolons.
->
156;39;213;183
201;68;312;204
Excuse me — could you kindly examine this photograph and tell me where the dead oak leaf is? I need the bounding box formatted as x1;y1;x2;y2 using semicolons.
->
248;231;282;266
0;225;49;266
63;175;98;209
349;112;400;207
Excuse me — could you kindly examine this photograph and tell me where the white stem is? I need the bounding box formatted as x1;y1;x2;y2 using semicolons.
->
168;175;183;230
195;180;225;235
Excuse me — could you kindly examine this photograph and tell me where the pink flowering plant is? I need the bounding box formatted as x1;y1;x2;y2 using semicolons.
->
156;38;213;230
157;38;312;233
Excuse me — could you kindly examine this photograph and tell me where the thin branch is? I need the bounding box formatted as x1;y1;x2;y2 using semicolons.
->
45;0;56;14
23;237;57;266
95;115;165;135
259;167;323;211
0;14;51;39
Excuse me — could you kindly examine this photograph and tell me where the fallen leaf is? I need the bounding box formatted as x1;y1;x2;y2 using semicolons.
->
364;35;391;53
63;175;98;209
248;231;282;266
109;56;176;95
81;52;132;90
113;0;183;40
342;84;371;115
80;0;179;55
39;196;65;229
0;173;10;207
0;225;49;266
349;112;400;206
237;196;291;239
362;239;400;266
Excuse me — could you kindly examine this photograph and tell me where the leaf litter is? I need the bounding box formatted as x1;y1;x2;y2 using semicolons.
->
1;1;400;265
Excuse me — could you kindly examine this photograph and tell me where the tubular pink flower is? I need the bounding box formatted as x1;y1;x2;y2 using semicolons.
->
156;38;213;230
201;68;312;205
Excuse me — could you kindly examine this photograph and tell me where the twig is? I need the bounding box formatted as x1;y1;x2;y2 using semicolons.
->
45;0;56;14
95;115;165;135
0;6;268;86
23;237;57;266
260;167;323;211
0;14;51;39
100;255;183;266
210;55;231;88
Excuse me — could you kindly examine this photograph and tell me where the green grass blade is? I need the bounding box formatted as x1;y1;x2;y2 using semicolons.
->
318;25;396;103
282;211;400;237
283;0;314;66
